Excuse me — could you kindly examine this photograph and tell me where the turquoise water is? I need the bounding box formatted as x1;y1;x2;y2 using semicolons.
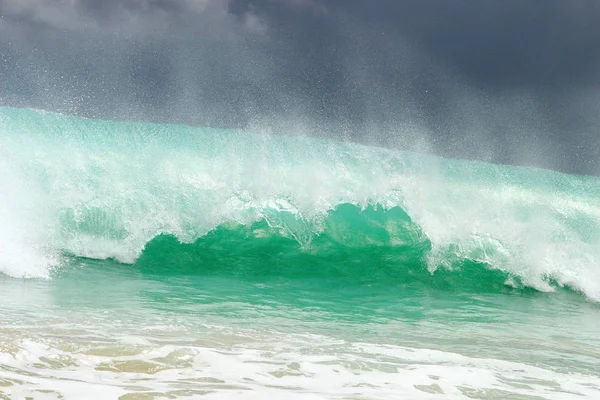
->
1;107;600;399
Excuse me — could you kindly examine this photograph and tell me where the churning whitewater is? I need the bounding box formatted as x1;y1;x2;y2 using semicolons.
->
1;107;600;300
2;106;600;400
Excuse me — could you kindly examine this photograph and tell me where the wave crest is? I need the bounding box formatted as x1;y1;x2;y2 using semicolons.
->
1;107;600;301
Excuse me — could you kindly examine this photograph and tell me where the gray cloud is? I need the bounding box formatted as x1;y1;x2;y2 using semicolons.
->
0;0;262;37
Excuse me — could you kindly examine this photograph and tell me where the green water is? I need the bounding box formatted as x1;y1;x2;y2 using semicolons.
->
1;106;600;399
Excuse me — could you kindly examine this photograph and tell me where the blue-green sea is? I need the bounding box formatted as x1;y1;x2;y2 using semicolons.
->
1;107;599;399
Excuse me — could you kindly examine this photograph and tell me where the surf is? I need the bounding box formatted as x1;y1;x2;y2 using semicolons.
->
1;106;600;301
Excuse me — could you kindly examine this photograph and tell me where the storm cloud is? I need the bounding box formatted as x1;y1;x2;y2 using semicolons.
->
0;0;599;174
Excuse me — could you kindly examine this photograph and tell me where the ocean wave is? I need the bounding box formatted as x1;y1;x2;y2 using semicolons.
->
1;107;600;301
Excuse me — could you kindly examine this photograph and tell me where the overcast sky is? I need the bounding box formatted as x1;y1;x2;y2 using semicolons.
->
1;0;599;174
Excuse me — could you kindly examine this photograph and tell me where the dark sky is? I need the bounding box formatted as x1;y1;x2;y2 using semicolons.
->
1;0;599;174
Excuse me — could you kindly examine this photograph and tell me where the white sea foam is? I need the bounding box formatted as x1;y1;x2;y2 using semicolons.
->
1;107;600;300
2;325;599;400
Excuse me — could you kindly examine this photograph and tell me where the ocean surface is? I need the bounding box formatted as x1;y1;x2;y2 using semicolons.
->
1;106;599;399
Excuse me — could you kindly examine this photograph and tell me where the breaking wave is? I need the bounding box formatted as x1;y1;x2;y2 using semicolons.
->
1;107;600;300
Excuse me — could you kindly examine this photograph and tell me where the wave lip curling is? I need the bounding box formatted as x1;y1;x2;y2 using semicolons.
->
1;107;599;301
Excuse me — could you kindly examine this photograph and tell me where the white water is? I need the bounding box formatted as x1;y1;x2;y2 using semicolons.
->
1;297;599;400
1;107;600;300
3;335;599;400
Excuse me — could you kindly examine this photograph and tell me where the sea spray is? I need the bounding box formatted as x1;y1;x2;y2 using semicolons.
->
1;107;600;300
